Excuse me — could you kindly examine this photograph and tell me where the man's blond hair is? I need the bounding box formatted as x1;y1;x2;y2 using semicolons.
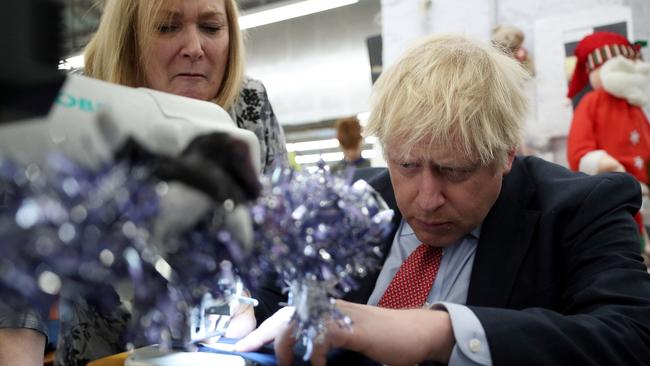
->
83;0;245;110
365;33;529;168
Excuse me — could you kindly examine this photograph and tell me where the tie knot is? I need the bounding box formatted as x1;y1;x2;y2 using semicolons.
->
413;243;443;261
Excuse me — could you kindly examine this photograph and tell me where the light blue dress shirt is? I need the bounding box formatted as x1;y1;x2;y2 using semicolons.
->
367;220;492;365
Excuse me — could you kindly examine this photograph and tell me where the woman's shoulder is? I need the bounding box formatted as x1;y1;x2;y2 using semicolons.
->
232;76;276;129
235;76;271;109
240;76;268;94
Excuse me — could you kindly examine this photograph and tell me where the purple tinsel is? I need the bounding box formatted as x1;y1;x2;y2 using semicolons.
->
249;163;394;359
0;152;244;348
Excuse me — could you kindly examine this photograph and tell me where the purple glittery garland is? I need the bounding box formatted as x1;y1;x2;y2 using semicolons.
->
249;163;394;359
0;153;243;348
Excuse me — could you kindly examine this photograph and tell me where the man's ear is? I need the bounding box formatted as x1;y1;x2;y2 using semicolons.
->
502;149;516;175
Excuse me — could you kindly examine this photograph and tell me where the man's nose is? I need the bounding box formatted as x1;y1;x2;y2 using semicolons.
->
181;27;204;60
416;168;445;211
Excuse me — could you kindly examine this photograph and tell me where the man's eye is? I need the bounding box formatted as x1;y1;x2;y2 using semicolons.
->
439;167;472;182
399;162;417;169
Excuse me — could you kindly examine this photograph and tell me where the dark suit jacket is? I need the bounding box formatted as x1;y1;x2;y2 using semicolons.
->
254;156;650;365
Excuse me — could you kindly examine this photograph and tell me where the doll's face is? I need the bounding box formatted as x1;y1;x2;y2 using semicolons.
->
589;67;603;90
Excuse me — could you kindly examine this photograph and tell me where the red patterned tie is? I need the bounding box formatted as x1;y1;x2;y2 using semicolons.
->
377;244;443;309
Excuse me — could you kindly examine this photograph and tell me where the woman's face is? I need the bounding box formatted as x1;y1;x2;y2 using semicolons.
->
143;0;229;101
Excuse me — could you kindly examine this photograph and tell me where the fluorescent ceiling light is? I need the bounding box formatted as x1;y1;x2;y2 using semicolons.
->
295;151;344;164
364;136;378;144
361;149;376;159
294;149;375;164
287;138;340;152
239;0;358;30
287;137;377;152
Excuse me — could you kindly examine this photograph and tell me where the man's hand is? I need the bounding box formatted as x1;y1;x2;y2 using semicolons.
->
328;301;455;366
0;328;45;366
235;301;456;366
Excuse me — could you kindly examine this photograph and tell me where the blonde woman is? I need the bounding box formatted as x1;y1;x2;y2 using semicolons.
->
84;0;287;174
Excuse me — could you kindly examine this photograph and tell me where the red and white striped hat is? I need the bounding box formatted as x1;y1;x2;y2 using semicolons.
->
567;31;642;98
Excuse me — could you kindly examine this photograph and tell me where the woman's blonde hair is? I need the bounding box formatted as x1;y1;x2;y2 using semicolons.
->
365;33;529;168
84;0;245;110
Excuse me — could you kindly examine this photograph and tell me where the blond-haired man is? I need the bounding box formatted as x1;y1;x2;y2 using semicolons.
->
240;34;650;366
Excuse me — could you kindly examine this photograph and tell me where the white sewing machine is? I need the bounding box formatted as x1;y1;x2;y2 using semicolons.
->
0;74;261;172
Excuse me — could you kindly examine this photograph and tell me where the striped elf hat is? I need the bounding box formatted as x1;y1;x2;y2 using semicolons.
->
567;31;642;98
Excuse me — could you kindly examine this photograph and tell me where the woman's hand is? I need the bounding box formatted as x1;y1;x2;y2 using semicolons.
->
234;306;296;351
224;298;257;339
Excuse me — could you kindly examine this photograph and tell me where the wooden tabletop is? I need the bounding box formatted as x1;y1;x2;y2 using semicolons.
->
86;352;128;366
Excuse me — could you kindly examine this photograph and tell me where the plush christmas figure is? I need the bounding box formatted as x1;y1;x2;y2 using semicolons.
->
567;31;650;254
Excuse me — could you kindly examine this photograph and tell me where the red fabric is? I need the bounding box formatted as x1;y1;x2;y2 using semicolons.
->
378;244;443;309
567;89;650;184
634;212;644;234
567;32;635;98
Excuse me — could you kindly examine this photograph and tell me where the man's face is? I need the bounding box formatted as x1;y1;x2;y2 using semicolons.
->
386;140;514;247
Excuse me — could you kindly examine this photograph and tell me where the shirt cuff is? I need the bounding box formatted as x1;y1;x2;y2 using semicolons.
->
431;302;492;366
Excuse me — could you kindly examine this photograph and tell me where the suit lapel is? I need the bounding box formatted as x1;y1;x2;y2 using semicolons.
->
466;159;540;307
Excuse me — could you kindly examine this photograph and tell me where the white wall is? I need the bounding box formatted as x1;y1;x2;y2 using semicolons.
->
627;0;650;62
497;0;625;55
378;0;650;165
382;0;494;68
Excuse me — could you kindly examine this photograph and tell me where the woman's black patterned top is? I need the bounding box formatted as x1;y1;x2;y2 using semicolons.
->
230;77;288;174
